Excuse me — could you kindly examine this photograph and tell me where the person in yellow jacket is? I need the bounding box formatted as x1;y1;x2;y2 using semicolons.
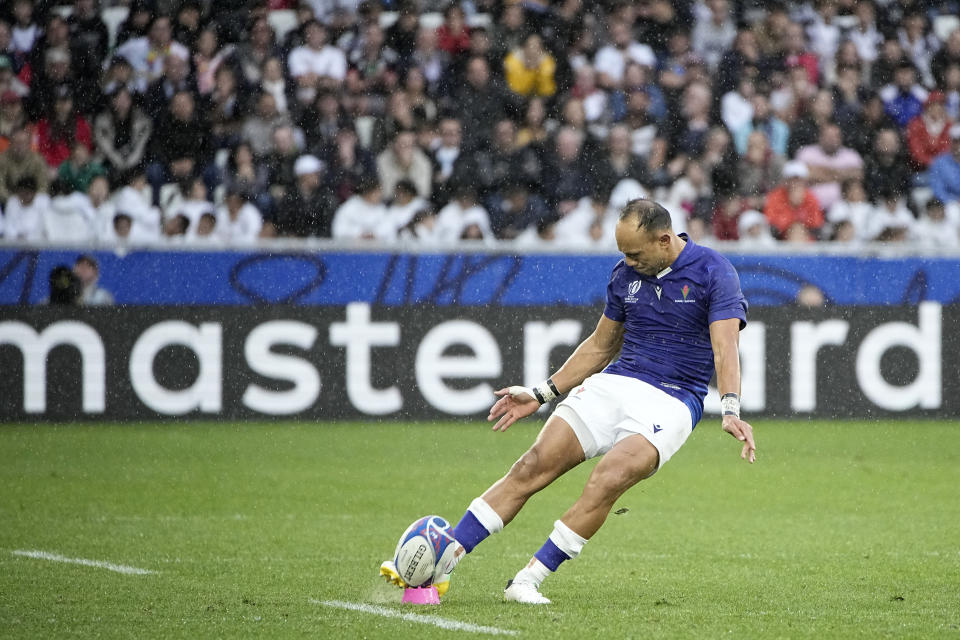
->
504;34;556;98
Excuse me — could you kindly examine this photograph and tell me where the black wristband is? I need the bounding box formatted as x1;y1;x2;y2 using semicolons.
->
531;387;546;405
546;378;561;397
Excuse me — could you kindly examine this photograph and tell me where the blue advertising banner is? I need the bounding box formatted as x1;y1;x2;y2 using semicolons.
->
0;247;956;307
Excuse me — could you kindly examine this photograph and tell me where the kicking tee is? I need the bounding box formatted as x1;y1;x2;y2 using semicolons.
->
602;234;748;426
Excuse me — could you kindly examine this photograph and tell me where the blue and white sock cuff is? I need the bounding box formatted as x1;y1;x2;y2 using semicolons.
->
469;497;504;534
549;519;588;559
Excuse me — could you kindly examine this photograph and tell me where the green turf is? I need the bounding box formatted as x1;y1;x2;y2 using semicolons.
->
1;419;958;639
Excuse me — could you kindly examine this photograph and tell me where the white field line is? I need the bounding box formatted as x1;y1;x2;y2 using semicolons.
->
312;599;518;636
11;550;157;575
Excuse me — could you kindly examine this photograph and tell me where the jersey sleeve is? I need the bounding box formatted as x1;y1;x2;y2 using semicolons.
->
707;258;748;328
603;264;626;322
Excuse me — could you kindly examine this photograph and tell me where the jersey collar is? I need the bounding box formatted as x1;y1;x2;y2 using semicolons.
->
655;233;694;279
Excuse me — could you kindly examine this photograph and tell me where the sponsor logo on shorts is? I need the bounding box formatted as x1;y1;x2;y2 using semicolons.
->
653;424;663;434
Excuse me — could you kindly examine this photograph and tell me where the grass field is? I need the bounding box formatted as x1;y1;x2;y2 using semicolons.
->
1;419;958;639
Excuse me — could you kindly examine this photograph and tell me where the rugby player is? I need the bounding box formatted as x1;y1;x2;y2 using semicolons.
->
382;198;755;603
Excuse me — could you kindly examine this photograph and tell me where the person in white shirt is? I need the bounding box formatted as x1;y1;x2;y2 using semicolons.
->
4;176;50;241
215;188;263;244
737;209;777;247
552;189;612;248
114;15;189;92
434;185;494;243
288;20;347;103
43;180;98;244
867;190;916;241
332;176;393;241
593;20;656;89
826;179;873;242
721;76;756;134
692;0;737;71
912;198;960;247
387;179;429;232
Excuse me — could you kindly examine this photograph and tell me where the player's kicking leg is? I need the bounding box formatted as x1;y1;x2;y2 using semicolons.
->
504;433;658;604
382;414;585;594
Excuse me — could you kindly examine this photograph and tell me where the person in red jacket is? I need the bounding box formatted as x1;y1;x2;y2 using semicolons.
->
906;91;952;170
436;4;470;57
34;86;92;170
763;160;824;240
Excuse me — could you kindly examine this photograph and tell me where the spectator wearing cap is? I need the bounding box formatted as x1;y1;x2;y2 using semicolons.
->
377;129;431;200
0;128;48;201
594;19;656;89
214;187;263;244
880;61;928;129
265;154;337;237
94;85;153;176
114;15;189;92
763;161;824;240
795;122;863;211
503;34;556;99
737;209;777;247
288;20;347;104
929;124;960;204
332;175;394;241
906;91;953;170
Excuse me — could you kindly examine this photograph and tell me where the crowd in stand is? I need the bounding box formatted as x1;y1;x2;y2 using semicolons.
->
2;0;960;249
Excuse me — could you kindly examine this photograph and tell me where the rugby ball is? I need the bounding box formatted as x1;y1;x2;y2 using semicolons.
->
393;515;457;587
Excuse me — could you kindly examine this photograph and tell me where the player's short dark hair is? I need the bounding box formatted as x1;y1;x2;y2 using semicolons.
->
619;199;673;234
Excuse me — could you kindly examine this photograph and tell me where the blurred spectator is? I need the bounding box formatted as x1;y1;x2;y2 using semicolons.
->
932;29;960;88
57;142;106;193
868;189;916;242
721;75;757;135
430;117;473;205
67;0;109;93
453;56;508;149
594;19;656;89
9;0;39;66
288;20;347;104
763;161;824;240
712;193;747;241
846;92;898;158
72;254;113;305
0;53;28;101
323;126;376;203
214;187;263;244
912;198;960;247
4;175;50;241
410;27;448;96
386;178;428;232
332;175;392;241
487;180;551;240
94;86;153;176
516;95;549;149
737;208;776;247
434;185;493;242
0;128;48;201
665;81;713;158
114;15;189;92
543;127;594;216
880;61;928;129
553;188;612;247
242;92;292;158
35;87;92;171
795;122;863;211
266;153;336;237
504;34;556;99
906;92;952;171
143;52;193;120
692;0;737;72
0;91;29;152
387;2;420;63
716;29;763;97
264;124;302;199
594;124;651;195
786;89;833;157
436;5;470;57
147;91;213;202
345;23;399;97
377;129;431;199
898;12;938;88
827;179;873;243
235;18;282;87
930;125;960;204
222;142;271;213
193;27;235;96
47;265;81;305
165;176;213;229
849;1;882;66
734;93;789;156
738;130;785;212
206;65;249;149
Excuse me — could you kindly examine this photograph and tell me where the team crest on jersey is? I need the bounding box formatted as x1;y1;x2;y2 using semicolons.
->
674;284;696;303
625;280;641;303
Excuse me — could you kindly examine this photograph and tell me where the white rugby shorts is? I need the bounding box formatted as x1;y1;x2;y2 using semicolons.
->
554;372;694;469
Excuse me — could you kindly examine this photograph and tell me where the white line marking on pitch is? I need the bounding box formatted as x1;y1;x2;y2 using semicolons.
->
312;599;518;636
11;550;157;575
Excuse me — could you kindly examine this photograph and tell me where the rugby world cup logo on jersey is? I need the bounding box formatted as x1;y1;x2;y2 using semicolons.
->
625;280;641;303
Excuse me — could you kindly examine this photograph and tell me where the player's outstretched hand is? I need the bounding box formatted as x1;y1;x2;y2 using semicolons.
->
722;415;756;463
488;386;540;432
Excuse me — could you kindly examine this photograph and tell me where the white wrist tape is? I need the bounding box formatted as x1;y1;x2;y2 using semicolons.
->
721;393;741;418
508;379;559;405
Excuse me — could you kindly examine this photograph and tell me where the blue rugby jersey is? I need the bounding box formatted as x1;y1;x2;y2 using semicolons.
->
602;234;748;426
